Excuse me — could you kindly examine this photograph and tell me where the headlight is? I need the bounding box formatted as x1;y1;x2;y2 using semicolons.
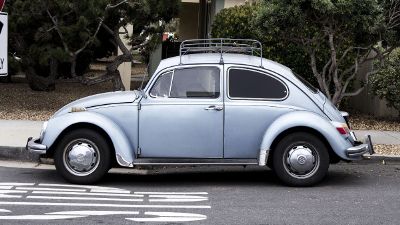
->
39;121;48;142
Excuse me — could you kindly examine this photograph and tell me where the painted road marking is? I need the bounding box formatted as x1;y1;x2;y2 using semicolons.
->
127;212;207;222
47;211;140;216
0;215;86;220
32;191;144;197
27;196;144;202
0;183;35;186
16;187;87;192
0;186;12;190
0;201;211;209
135;191;208;195
0;182;211;222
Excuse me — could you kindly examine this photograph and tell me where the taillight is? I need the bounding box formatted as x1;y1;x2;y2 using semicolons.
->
336;127;348;135
332;122;350;135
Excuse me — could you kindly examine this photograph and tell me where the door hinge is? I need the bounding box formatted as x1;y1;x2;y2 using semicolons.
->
137;147;141;155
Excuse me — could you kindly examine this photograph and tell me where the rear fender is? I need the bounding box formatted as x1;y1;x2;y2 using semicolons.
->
259;111;353;163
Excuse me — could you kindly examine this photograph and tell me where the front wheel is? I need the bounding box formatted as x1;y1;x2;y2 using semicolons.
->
272;132;329;186
54;129;111;184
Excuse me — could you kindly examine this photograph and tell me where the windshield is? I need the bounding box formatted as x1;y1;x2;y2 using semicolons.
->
293;72;318;93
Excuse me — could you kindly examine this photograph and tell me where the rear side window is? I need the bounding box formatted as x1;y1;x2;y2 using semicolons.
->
228;68;288;99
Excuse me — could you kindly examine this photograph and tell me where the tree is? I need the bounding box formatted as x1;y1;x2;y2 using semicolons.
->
211;3;317;85
370;48;400;116
7;0;117;91
256;0;400;106
83;0;180;90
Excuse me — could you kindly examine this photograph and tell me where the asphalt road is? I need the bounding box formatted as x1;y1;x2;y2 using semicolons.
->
0;158;399;225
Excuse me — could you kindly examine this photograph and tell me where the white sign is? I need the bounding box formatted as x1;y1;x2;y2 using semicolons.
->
0;12;7;76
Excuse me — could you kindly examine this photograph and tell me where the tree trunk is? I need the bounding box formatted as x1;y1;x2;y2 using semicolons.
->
83;23;131;91
70;54;77;78
25;58;58;92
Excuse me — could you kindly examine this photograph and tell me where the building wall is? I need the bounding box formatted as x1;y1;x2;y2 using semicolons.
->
178;2;200;41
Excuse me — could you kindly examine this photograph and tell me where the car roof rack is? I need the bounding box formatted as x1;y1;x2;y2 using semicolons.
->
179;38;263;67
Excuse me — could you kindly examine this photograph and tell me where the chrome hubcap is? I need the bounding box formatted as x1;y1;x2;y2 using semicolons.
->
63;139;100;176
284;145;319;179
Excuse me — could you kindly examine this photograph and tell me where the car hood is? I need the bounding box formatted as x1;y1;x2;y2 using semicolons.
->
52;91;139;117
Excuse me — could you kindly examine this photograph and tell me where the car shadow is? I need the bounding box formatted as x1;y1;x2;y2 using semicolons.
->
98;165;362;188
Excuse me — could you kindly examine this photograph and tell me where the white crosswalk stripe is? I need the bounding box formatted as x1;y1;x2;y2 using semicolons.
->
0;182;210;222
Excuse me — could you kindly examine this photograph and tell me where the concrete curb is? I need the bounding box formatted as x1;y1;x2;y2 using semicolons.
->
0;146;40;162
1;146;400;165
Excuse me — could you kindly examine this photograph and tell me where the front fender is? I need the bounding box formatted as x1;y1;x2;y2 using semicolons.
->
42;111;134;167
260;111;352;160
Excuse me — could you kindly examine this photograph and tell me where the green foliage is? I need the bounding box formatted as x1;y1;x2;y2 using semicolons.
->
253;0;400;105
370;49;400;116
211;3;260;39
211;3;317;85
5;0;179;82
6;0;117;78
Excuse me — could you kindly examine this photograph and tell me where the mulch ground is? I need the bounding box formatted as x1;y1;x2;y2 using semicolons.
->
349;114;400;132
374;145;400;156
0;78;114;121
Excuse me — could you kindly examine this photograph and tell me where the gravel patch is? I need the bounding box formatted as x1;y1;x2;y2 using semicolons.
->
349;114;399;132
374;144;400;156
0;79;113;121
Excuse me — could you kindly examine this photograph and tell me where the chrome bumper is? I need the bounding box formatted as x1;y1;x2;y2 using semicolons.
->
346;135;374;158
26;137;47;154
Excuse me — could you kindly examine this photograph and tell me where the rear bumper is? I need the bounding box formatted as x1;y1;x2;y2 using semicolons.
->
345;135;374;158
26;137;47;154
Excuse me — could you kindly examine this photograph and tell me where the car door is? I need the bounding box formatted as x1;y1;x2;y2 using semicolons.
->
223;66;292;158
138;65;224;158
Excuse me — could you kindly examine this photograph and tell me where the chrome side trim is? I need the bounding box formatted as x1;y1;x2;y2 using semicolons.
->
133;158;258;166
26;137;47;154
116;154;134;167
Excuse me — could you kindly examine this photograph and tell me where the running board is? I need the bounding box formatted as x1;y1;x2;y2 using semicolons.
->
133;158;258;166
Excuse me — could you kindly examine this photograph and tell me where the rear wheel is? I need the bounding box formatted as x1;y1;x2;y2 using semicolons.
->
272;132;329;186
54;129;111;184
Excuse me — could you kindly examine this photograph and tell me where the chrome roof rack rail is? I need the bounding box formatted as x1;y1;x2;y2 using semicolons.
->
179;38;263;67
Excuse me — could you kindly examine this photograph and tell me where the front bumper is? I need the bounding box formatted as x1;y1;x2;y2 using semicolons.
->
26;137;47;154
345;135;374;158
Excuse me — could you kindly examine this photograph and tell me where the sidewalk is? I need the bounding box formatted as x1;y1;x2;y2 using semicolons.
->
0;120;399;161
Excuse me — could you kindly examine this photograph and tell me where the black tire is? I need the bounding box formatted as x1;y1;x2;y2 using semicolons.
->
54;128;111;184
272;132;329;187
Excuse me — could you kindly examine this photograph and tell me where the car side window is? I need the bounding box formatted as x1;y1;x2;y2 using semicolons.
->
149;72;173;98
228;68;288;99
170;67;220;98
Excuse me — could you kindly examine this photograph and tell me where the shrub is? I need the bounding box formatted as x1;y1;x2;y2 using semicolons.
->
370;49;400;116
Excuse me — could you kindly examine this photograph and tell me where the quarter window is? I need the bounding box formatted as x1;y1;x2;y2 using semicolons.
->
149;72;172;98
229;68;288;99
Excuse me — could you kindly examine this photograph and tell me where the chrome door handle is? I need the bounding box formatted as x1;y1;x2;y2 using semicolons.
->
205;105;223;111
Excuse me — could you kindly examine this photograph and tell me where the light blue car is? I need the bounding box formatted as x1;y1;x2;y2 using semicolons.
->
27;39;374;186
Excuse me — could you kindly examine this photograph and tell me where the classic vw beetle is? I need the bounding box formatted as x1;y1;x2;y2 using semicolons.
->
27;39;374;186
